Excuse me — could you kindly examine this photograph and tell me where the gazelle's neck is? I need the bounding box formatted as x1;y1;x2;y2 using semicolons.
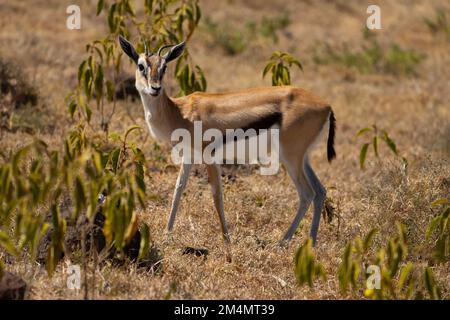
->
140;89;186;143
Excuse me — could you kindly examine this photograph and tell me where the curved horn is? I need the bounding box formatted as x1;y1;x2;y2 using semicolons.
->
157;44;175;57
144;41;149;56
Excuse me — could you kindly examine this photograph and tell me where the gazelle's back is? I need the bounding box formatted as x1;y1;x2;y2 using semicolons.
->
173;86;331;131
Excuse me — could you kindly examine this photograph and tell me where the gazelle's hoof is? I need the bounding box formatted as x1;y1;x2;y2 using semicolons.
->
278;239;290;248
162;232;174;246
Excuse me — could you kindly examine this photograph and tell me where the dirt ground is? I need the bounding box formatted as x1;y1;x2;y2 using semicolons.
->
0;0;449;299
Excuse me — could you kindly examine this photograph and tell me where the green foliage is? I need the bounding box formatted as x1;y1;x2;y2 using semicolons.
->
0;125;149;276
69;0;206;132
338;228;377;293
203;12;290;56
426;198;450;263
203;17;248;56
259;12;291;43
294;239;326;287
384;45;424;76
356;125;407;170
425;10;450;40
335;223;443;300
314;37;423;76
263;51;303;86
0;57;38;109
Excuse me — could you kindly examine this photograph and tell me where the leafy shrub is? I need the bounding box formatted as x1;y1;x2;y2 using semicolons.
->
294;239;326;287
314;39;424;76
384;45;424;76
356;125;407;170
294;212;446;299
337;223;442;299
259;12;290;43
203;17;248;56
0;58;38;109
203;12;291;56
426;198;450;263
263;51;303;86
0;125;149;279
425;10;450;40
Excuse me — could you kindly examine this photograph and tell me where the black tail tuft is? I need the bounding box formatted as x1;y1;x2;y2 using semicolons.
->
327;110;336;163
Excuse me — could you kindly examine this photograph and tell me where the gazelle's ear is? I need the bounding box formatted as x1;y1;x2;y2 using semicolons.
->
164;41;186;63
118;36;139;64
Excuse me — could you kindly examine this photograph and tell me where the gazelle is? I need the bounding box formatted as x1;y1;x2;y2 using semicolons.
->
119;36;336;247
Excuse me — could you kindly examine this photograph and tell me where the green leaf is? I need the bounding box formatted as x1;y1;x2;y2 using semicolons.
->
96;0;104;16
94;64;104;102
424;267;442;299
398;262;413;290
106;79;115;102
109;132;122;143
83;69;92;99
262;62;274;78
68;100;77;118
0;231;18;256
372;136;379;157
291;59;303;71
431;198;450;206
138;223;150;260
110;148;121;173
124;0;135;16
382;131;398;156
426;216;441;240
85;105;92;122
356;127;371;137
108;3;117;32
124;125;142;144
78;60;86;84
363;228;378;252
359;143;370;169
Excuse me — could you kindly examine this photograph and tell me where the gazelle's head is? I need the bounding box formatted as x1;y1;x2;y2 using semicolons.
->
119;36;185;97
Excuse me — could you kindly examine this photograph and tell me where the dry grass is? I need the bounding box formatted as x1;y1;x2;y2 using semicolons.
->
0;0;449;299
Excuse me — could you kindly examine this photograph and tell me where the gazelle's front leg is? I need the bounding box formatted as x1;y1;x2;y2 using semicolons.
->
206;164;230;244
167;161;192;233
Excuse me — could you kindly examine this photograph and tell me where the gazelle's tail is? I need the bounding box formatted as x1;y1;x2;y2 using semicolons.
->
327;110;336;163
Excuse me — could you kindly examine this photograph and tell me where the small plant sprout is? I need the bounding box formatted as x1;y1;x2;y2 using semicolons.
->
356;125;407;170
294;239;326;287
263;51;303;86
426;198;450;263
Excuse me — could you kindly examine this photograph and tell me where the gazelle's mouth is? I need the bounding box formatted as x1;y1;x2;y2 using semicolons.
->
143;87;160;97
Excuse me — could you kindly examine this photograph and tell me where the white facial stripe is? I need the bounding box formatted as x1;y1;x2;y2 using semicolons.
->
138;57;147;67
157;63;166;78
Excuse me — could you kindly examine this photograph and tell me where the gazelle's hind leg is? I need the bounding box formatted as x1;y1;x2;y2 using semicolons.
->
304;158;326;245
280;155;315;244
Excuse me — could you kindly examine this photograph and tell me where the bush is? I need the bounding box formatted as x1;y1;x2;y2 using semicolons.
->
203;17;248;56
203;12;291;56
0;58;38;109
425;10;450;40
314;39;424;76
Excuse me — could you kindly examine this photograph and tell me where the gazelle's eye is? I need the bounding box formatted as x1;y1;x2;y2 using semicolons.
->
138;64;145;72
